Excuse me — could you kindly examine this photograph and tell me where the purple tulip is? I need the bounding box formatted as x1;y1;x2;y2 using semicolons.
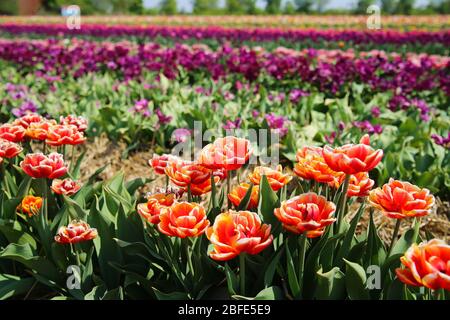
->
172;128;191;143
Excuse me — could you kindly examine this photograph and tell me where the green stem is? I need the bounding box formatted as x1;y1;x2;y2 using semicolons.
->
388;219;401;257
72;243;81;267
298;233;307;297
336;174;350;233
43;141;47;154
210;174;217;209
41;178;48;223
227;171;232;209
240;253;246;296
184;238;194;276
70;145;76;172
187;183;192;202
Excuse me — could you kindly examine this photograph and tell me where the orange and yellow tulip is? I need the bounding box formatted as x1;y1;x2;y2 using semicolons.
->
294;146;344;186
137;192;176;224
55;220;98;244
17;195;42;217
368;178;435;219
248;165;292;191
25;120;56;141
206;210;273;261
396;239;450;291
158;202;209;238
274;192;336;238
228;183;259;210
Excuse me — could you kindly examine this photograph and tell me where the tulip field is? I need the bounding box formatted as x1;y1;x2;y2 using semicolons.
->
0;15;449;301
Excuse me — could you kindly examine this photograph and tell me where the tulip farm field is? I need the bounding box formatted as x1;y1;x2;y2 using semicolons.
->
0;15;449;302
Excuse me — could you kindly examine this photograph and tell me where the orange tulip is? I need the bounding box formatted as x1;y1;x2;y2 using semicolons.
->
336;172;374;197
206;210;273;261
165;159;211;188
189;176;220;196
294;146;344;186
0;139;22;159
396;239;450;291
198;136;252;171
248;165;292;191
17;195;42;217
228;183;259;210
55;220;98;244
368;178;435;219
60;115;88;132
25;120;56;141
0;123;26;142
21;153;68;179
137;192;176;224
46;124;86;146
51;178;81;196
322;135;383;174
149;154;172;175
13;113;43;129
158;202;209;238
274;192;336;238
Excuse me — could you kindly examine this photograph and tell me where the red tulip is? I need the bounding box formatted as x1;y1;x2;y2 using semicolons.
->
46;124;86;146
55;220;98;244
13;113;43;129
368;178;435;219
274;192;336;238
60;115;88;132
21;153;68;179
198;136;252;171
165;158;211;187
206;210;273;261
158;202;209;238
396;239;450;291
322;135;383;174
148;154;172;175
0;139;22;159
0;123;26;143
51;178;81;196
336;172;374;197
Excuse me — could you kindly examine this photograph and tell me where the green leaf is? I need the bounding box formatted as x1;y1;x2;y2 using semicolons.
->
153;287;189;300
0;274;35;299
0;219;37;250
232;286;284;300
258;175;279;226
285;242;300;298
263;248;283;288
224;263;238;296
344;259;369;300
236;182;254;211
315;267;346;300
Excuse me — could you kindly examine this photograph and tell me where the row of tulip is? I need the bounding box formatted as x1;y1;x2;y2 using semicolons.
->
0;39;448;97
1;110;448;299
2;23;449;46
2;15;449;30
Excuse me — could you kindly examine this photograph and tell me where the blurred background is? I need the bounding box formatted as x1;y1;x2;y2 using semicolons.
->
1;0;449;16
